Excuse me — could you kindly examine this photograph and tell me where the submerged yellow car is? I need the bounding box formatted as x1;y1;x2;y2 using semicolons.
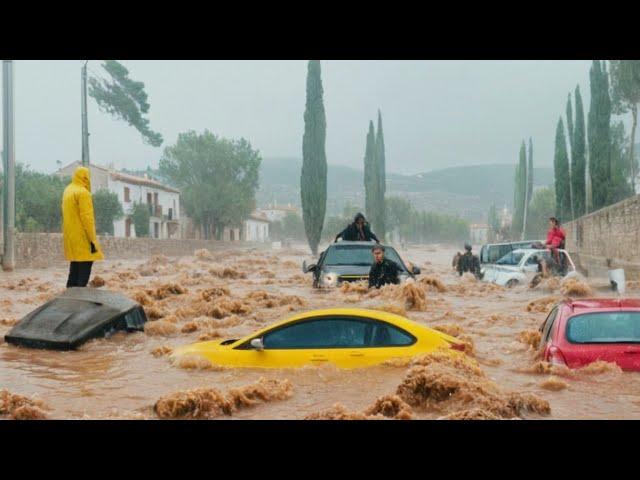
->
171;308;466;369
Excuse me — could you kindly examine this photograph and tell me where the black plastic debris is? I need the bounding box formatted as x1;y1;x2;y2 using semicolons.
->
4;288;147;350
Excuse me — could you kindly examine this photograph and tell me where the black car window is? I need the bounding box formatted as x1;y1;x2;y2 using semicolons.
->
323;245;406;270
370;322;415;346
257;317;415;349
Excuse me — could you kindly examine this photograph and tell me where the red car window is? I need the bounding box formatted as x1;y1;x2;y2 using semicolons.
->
539;307;559;352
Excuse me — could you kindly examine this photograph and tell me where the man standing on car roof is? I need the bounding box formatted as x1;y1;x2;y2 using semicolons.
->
335;213;380;243
457;243;482;279
368;245;401;289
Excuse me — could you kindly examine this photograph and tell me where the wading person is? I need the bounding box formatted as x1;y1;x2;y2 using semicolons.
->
368;245;400;289
62;166;104;287
457;243;482;279
335;213;380;243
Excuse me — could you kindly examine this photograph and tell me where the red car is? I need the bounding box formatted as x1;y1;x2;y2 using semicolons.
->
539;298;640;371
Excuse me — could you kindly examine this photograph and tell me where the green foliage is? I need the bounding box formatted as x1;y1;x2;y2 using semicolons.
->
525;187;556;239
588;60;612;211
487;203;500;241
4;164;67;233
131;202;150;237
300;60;328;255
608;121;635;204
271;213;306;242
610;60;640;189
384;196;468;244
89;60;163;147
93;189;124;235
386;196;414;242
554;117;571;221
322;215;350;243
572;86;587;218
159;130;261;239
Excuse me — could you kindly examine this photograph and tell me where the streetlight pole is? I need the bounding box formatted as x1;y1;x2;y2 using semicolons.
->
81;61;90;166
2;60;15;271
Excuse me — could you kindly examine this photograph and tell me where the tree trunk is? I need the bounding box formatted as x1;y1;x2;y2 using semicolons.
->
631;105;638;193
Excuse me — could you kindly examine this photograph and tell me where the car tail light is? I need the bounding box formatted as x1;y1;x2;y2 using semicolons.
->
450;342;466;352
548;346;567;366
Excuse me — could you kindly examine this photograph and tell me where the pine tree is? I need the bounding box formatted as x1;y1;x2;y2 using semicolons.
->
375;110;387;241
588;60;612;211
301;60;327;255
554;117;571;221
572;85;587;217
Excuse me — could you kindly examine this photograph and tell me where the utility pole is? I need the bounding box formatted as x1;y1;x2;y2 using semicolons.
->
81;61;90;166
2;60;15;271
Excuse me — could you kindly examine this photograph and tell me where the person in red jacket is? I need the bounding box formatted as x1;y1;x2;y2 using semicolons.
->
546;217;566;264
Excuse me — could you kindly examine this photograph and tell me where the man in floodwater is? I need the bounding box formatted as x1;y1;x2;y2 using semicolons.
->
368;245;401;289
457;243;482;279
62;166;104;287
335;213;380;243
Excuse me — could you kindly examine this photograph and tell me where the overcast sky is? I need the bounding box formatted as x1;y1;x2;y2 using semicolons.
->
1;60;612;175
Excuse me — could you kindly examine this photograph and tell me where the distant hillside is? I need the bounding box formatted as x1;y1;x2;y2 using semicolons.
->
121;158;555;223
258;158;554;221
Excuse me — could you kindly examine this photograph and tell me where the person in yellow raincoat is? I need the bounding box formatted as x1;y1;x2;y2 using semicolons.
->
61;166;104;287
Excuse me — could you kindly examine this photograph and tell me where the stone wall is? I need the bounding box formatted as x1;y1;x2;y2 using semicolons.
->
11;233;266;269
564;194;640;280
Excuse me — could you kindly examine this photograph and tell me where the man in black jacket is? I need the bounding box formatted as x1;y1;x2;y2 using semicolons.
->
368;245;401;289
335;213;380;243
457;243;482;279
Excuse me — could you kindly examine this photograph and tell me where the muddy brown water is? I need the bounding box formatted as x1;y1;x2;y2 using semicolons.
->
1;244;640;419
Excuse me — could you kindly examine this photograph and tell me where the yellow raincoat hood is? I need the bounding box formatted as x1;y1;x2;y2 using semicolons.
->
61;166;104;262
72;166;92;191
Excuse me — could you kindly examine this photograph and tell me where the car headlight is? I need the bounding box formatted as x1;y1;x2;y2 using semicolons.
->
321;272;338;287
399;273;410;283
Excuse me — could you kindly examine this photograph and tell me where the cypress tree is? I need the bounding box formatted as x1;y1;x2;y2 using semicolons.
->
527;138;534;206
364;121;377;226
588;60;612;211
566;93;575;220
375;110;386;241
512;141;526;237
572;85;587;217
554;117;571;220
301;60;327;255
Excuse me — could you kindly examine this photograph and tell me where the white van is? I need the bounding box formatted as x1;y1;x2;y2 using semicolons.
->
479;240;544;265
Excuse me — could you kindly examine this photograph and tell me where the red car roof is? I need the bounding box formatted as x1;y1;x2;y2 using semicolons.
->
564;298;640;312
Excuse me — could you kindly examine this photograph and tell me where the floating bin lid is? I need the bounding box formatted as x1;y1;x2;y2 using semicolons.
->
4;288;147;350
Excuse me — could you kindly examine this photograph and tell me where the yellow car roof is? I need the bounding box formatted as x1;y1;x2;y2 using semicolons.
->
229;307;458;347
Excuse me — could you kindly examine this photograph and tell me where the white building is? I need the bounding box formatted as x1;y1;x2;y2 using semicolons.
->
243;212;270;242
259;203;300;223
469;223;489;245
57;162;181;239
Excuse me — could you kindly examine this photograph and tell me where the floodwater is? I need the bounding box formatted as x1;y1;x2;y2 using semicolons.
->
1;243;640;420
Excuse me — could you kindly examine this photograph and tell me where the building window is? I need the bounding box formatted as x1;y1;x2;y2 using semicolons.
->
124;187;130;203
125;218;132;238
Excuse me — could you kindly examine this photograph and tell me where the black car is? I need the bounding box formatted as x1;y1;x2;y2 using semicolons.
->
302;241;420;288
